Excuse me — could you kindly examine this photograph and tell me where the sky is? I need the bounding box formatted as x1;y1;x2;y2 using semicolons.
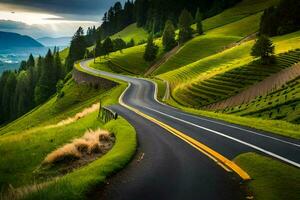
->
0;0;125;38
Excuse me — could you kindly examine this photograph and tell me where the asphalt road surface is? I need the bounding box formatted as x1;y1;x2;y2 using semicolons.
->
80;60;300;200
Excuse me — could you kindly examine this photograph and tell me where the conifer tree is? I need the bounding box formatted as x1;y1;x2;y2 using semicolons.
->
144;35;159;61
103;37;114;57
162;20;177;51
178;9;194;44
195;8;203;35
251;35;275;64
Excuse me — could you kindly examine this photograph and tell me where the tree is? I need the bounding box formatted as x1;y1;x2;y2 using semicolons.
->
178;9;194;44
1;72;17;121
251;35;275;64
66;27;87;72
127;38;135;48
162;20;176;51
95;38;104;57
14;71;31;116
35;49;55;104
113;38;127;52
102;37;114;57
195;8;203;35
144;35;159;61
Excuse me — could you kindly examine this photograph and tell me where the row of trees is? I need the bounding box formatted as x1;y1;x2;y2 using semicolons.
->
143;8;204;62
97;0;241;38
260;0;300;36
0;48;64;124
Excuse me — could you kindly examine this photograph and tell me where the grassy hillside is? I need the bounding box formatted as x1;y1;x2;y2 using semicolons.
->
159;31;300;90
0;80;105;135
225;76;300;123
0;75;136;199
173;49;300;107
154;0;279;75
91;39;164;75
111;23;149;44
201;0;279;31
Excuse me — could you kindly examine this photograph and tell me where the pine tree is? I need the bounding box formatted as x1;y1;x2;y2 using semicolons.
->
66;27;87;72
1;72;17;120
195;8;203;35
162;20;177;51
178;9;194;44
35;49;55;104
14;71;31;116
95;38;104;57
144;35;159;61
103;37;114;57
251;35;275;64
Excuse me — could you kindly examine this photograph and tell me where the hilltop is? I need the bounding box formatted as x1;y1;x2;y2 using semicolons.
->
0;31;43;50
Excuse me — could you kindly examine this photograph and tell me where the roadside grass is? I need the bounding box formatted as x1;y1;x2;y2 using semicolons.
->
234;153;300;200
165;97;300;139
0;80;106;136
23;117;136;200
110;23;148;44
151;78;167;101
0;77;128;189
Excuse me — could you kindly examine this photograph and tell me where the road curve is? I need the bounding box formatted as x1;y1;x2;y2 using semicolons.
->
79;60;300;199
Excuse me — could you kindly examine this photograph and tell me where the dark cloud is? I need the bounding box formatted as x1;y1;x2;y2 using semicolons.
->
0;0;126;21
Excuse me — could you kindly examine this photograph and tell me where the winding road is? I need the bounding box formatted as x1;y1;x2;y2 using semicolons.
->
80;60;300;200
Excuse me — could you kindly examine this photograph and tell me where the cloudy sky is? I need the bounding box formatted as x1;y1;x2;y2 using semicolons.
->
0;0;125;38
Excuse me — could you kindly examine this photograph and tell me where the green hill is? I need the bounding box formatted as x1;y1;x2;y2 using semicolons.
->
110;23;149;44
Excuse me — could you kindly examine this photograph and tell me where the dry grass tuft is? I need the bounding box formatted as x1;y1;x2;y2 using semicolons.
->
43;129;114;165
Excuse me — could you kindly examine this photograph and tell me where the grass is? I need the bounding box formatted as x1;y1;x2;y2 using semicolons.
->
173;49;300;107
0;80;107;135
234;153;300;200
59;47;69;64
154;35;240;75
24;117;136;200
110;23;149;44
0;65;136;199
91;39;164;75
225;76;300;124
200;0;279;31
154;0;280;76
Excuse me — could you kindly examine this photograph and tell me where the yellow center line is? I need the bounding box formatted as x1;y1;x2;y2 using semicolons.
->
119;86;251;181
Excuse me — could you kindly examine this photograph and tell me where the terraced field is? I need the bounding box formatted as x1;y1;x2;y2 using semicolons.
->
224;76;300;124
173;50;300;107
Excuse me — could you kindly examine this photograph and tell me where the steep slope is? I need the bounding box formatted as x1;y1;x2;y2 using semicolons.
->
154;0;279;75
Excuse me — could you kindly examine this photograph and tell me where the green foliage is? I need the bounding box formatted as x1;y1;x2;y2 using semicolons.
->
195;8;203;35
127;38;135;48
162;20;177;51
102;37;114;56
144;35;159;62
66;27;87;72
56;80;64;99
260;0;300;36
113;38;127;52
178;9;194;44
251;35;275;64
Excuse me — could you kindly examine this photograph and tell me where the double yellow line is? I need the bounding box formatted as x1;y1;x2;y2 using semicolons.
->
119;84;251;181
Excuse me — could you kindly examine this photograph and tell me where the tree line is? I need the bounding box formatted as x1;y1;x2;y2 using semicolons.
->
260;0;300;36
95;0;241;38
0;48;65;124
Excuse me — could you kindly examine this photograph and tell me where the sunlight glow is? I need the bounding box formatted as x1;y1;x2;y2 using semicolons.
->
0;11;96;25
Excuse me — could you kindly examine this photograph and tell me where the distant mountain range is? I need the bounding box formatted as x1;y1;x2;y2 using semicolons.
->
37;37;71;47
0;31;43;50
